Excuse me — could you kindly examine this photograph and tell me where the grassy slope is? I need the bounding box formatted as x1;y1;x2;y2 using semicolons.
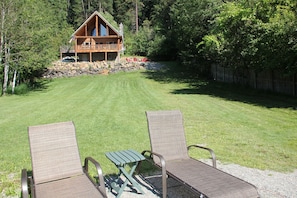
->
1;68;297;195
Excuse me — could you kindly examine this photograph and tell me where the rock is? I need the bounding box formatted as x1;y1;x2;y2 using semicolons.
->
43;58;165;79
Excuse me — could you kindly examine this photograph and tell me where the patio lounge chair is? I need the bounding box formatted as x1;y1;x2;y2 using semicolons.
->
142;110;259;198
21;121;107;198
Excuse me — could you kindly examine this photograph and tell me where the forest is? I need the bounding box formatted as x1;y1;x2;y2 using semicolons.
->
1;0;297;95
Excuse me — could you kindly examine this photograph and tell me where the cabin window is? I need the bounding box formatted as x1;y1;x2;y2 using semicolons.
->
92;28;96;36
100;24;107;36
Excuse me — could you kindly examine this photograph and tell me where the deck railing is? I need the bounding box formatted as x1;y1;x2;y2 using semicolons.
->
76;43;121;51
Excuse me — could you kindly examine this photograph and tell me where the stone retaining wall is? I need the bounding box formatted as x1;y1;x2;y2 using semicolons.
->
43;60;147;79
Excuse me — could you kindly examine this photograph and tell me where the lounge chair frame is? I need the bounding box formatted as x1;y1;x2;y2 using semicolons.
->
142;110;259;198
142;144;216;197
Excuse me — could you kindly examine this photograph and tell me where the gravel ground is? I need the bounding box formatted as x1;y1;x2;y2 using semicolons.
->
105;160;297;198
209;160;297;198
2;160;295;198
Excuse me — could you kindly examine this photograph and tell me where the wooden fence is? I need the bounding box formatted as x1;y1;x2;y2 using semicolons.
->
211;64;297;96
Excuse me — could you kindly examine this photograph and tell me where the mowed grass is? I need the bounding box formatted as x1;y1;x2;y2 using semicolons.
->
1;65;297;196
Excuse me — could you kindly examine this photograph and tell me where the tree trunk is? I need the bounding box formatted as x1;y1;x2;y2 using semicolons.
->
12;69;17;94
1;7;6;95
135;0;138;33
82;0;86;19
2;41;9;95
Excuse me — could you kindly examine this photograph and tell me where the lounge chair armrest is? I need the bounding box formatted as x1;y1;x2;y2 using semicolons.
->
188;144;217;168
83;157;107;197
21;169;29;198
142;150;166;166
142;150;167;198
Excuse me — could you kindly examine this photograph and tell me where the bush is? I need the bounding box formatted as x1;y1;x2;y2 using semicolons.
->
7;84;30;95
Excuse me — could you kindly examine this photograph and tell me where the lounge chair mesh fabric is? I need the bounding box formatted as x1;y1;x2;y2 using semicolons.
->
29;122;83;184
146;110;259;198
28;121;106;198
34;175;104;197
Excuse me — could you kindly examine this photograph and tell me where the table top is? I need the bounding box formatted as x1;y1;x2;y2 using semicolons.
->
105;149;145;166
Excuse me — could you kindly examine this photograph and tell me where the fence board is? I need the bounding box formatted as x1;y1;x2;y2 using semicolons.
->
211;64;296;96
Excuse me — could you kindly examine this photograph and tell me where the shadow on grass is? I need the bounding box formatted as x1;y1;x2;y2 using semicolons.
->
7;79;51;95
30;79;51;92
143;63;297;109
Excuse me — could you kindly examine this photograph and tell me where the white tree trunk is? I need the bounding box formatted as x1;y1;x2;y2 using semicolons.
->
3;40;9;95
12;69;17;94
1;7;6;95
3;62;9;95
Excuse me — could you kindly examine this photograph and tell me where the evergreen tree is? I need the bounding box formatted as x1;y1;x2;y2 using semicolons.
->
67;0;85;29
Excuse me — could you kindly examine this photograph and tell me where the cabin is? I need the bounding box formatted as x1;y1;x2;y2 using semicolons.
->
61;11;124;62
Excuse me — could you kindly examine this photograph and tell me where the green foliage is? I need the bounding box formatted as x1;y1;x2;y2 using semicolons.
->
148;0;178;60
128;20;153;56
113;0;140;32
146;34;168;60
141;0;158;21
167;0;222;69
67;0;83;28
197;34;222;61
16;0;68;80
202;0;297;74
0;0;73;94
7;83;29;95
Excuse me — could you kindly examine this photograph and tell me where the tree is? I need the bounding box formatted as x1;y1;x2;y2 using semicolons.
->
128;19;154;56
67;0;86;29
0;0;18;95
149;0;178;60
113;0;143;32
204;0;297;74
16;0;74;83
0;0;74;95
169;0;222;66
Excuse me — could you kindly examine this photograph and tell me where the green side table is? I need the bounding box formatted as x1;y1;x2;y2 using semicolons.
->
105;149;145;197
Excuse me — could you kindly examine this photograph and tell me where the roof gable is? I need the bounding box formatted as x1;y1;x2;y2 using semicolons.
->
72;11;121;37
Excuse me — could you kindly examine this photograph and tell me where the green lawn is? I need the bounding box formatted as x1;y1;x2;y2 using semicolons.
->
1;65;297;196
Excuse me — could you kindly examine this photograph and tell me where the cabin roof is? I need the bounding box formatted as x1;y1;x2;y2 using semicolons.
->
71;11;121;39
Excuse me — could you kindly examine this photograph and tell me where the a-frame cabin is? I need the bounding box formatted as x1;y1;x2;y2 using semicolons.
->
61;11;124;62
